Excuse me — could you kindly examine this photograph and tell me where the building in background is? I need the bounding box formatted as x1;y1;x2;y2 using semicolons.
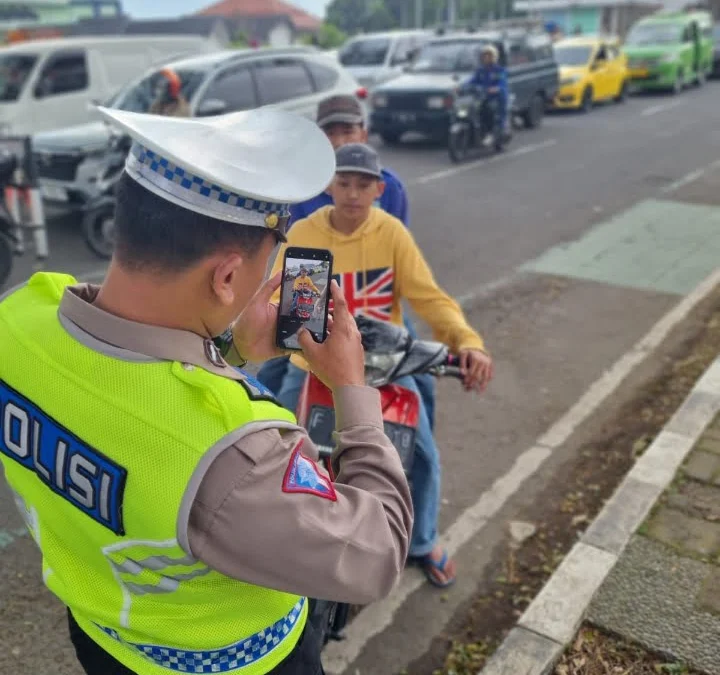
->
197;0;321;47
514;0;670;36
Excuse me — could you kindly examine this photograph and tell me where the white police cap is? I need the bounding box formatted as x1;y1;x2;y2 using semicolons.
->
96;106;336;240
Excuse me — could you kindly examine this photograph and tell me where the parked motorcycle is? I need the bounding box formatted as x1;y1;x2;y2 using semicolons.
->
81;133;131;260
297;316;464;646
0;151;19;289
448;90;511;164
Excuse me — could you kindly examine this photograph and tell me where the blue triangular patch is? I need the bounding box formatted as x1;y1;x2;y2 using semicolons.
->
282;443;337;501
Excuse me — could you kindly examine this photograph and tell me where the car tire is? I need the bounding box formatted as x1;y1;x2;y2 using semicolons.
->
614;80;629;103
380;132;402;146
580;87;593;113
523;93;544;129
83;201;116;260
672;70;683;95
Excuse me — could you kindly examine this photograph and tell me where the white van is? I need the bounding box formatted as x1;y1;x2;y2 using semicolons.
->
338;29;432;90
0;36;217;135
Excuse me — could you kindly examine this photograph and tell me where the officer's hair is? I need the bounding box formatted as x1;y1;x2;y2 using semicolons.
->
113;172;271;273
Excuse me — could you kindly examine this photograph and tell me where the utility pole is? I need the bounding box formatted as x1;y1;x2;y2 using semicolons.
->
415;0;424;28
448;0;457;25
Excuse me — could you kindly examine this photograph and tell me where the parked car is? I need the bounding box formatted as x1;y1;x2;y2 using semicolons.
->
711;23;720;78
370;29;558;144
32;46;367;208
0;35;217;135
338;29;432;91
551;36;629;112
624;10;714;93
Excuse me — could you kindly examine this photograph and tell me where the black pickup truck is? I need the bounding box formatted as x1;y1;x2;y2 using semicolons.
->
370;29;559;144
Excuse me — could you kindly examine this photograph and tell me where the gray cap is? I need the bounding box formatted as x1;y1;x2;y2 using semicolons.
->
317;95;365;128
335;143;383;179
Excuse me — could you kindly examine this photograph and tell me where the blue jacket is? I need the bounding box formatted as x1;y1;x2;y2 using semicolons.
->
289;167;409;228
463;64;509;100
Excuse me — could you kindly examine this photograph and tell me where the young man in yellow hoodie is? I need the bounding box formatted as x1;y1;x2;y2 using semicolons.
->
272;143;493;588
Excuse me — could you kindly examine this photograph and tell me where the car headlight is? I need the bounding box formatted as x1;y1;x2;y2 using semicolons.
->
561;75;581;85
372;94;388;108
427;96;446;109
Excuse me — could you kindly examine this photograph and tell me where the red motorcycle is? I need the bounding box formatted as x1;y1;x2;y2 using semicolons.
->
292;287;319;321
299;316;463;647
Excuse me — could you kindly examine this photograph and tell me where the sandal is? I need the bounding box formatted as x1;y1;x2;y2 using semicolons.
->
408;549;456;589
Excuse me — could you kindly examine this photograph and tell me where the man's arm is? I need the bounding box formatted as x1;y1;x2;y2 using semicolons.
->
393;224;485;354
381;171;410;228
184;386;413;604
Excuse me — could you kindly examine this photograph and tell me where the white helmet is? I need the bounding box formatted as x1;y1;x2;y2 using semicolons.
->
481;44;499;62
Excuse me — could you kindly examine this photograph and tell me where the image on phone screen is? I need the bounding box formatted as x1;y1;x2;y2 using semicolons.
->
277;251;332;351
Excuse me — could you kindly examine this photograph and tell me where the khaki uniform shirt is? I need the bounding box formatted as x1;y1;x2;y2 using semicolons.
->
57;284;413;605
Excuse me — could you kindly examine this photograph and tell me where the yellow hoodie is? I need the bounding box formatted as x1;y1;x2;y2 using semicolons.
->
272;205;486;372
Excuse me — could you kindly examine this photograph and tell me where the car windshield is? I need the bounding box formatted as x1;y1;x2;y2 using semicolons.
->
410;40;488;73
339;37;390;66
625;23;681;45
553;45;593;66
0;54;37;102
108;67;207;113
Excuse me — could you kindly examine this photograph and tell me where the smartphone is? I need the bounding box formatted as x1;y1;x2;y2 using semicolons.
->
276;247;333;351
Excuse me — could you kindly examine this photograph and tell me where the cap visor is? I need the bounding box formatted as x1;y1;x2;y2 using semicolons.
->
318;112;364;128
335;166;382;179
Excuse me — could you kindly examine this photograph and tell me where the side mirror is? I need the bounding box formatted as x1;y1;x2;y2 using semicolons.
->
196;98;228;117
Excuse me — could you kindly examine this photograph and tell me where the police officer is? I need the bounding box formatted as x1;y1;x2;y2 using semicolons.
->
0;107;413;675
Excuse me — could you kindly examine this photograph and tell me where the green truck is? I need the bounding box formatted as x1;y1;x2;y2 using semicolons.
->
624;10;714;93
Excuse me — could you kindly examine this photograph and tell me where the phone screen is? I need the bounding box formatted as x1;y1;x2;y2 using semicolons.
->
276;248;333;351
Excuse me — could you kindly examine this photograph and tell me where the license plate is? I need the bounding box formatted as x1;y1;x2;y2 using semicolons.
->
40;184;68;202
393;112;416;123
307;404;416;473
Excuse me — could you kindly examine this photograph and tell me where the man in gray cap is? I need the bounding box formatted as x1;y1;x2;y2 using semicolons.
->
0;108;412;675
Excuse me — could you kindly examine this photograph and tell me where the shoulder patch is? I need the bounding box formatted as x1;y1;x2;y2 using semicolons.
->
282;441;337;501
235;369;281;404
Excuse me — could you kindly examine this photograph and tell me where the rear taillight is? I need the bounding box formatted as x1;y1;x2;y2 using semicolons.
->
356;87;368;100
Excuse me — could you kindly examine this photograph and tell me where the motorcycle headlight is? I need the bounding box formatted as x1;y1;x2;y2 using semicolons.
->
427;96;446;109
372;94;388;108
364;352;403;387
457;108;469;118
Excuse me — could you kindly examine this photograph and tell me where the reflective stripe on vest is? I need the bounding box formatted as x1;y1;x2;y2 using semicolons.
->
97;598;306;673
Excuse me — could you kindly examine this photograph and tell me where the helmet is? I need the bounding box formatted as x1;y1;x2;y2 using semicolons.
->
158;68;182;99
481;44;499;62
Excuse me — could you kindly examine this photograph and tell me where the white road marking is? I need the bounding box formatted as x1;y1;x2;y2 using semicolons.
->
660;158;720;194
409;139;558;186
323;265;720;674
640;100;686;117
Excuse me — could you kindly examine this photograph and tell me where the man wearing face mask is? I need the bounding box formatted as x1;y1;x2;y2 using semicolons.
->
0;108;412;675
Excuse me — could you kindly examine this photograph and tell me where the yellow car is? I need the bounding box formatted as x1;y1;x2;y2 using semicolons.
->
552;36;629;112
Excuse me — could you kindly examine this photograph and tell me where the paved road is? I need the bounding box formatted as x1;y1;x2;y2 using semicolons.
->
2;84;720;674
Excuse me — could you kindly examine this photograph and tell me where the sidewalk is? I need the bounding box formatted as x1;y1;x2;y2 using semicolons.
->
479;355;720;675
588;411;720;672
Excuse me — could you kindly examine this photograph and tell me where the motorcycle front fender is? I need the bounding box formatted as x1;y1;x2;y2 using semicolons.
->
450;121;469;135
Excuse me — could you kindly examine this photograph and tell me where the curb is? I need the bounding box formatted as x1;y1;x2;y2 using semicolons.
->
479;352;720;674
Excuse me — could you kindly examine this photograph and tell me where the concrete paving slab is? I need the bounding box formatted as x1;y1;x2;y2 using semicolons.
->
582;477;662;555
522;199;720;296
519;542;616;644
589;535;720;675
481;627;562;675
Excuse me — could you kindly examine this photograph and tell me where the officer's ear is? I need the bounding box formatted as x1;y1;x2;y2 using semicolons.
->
375;180;386;200
210;253;245;307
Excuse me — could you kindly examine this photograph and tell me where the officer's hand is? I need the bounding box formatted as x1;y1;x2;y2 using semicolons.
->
298;281;365;390
232;271;285;362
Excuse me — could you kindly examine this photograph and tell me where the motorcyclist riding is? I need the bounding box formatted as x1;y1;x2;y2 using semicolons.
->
291;267;319;316
461;44;508;146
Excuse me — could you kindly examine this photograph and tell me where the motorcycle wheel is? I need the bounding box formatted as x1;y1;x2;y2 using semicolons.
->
448;125;471;164
0;232;12;291
83;202;116;260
